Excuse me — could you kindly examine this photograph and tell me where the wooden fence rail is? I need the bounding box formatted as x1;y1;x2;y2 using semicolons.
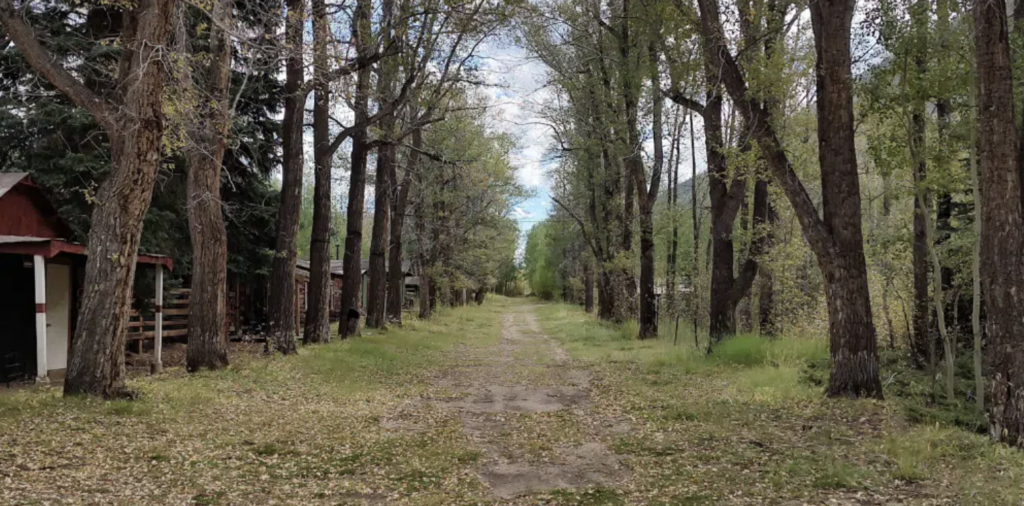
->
127;288;189;351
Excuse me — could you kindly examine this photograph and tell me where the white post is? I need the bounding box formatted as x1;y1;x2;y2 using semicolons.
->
33;255;47;382
153;265;163;373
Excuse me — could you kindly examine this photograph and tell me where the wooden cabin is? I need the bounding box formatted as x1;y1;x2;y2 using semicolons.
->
223;258;417;337
225;260;343;338
357;260;417;309
0;173;173;384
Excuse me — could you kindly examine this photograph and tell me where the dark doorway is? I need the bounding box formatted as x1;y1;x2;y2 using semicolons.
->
0;255;36;382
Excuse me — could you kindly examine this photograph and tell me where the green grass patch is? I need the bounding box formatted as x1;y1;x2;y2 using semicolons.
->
531;299;1024;504
0;299;509;504
812;458;867;490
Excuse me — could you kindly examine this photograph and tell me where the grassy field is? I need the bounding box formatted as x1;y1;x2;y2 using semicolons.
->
533;302;1024;504
0;302;504;505
2;296;1023;505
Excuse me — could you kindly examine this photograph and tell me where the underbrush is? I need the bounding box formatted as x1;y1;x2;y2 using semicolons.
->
536;303;826;375
803;348;989;433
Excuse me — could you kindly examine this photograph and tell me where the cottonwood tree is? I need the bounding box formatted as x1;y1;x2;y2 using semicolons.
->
303;0;332;344
522;0;638;323
364;0;399;330
336;0;374;337
267;0;389;346
174;0;235;372
635;31;664;339
694;0;883;397
362;0;512;330
409;97;523;316
664;0;787;342
1;0;176;397
974;0;1024;447
266;0;305;353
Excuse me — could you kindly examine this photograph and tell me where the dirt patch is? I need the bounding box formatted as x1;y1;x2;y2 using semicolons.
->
478;443;625;499
445;385;588;413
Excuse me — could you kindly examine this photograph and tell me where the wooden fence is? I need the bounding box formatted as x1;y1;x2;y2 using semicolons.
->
127;288;189;352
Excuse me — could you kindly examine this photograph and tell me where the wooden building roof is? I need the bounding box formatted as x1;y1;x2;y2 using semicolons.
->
0;172;173;269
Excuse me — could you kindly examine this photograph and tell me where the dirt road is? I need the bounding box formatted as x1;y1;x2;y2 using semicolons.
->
383;303;630;502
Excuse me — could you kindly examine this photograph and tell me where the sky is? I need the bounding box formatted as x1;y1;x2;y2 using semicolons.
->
474;36;711;257
476;40;555;242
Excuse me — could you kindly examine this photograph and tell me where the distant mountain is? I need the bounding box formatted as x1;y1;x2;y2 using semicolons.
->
660;173;708;210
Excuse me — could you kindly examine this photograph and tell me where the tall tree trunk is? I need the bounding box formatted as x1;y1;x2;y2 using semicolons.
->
701;20;759;341
907;0;931;370
304;0;333;344
618;0;638;319
810;0;881;398
666;112;681;314
912;128;954;402
705;92;744;341
690;108;700;346
2;0;176;396
387;128;418;323
584;257;595;314
756;0;786;340
911;112;930;368
366;0;396;329
366;142;393;328
636;39;664;339
339;0;373;338
931;37;956;401
975;0;1024;447
881;166;896;350
968;61;984;413
185;0;233;371
590;43;623;322
696;0;881;397
267;0;304;354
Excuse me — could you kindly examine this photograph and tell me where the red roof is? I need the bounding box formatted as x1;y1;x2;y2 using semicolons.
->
0;173;173;270
0;236;173;270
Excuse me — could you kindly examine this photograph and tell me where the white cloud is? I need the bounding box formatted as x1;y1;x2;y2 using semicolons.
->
477;41;554;192
512;207;533;219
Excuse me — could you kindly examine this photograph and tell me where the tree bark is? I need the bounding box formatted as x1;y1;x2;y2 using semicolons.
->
185;0;233;371
701;22;757;342
267;0;304;354
911;111;930;369
584;257;595;314
1;0;176;397
366;141;393;329
975;0;1024;447
338;0;373;338
303;0;333;345
757;262;775;336
418;273;431;319
690;108;700;345
810;0;881;398
617;0;638;319
666;112;681;314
